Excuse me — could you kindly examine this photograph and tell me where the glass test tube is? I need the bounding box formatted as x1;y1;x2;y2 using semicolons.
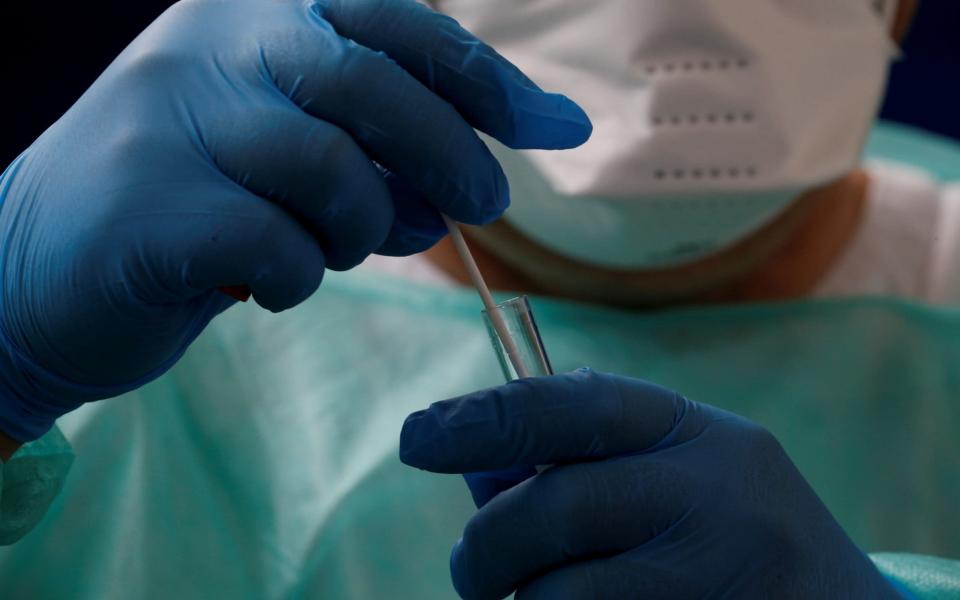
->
482;296;553;382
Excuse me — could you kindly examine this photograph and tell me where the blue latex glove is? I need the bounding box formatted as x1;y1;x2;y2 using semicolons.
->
400;369;904;600
0;0;591;442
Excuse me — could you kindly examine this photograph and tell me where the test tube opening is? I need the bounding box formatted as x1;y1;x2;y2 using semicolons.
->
482;296;553;382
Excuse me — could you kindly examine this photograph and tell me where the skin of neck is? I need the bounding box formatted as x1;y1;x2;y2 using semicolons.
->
426;169;870;309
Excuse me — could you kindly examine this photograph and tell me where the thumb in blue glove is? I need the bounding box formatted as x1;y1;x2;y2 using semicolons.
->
0;0;591;443
400;369;904;600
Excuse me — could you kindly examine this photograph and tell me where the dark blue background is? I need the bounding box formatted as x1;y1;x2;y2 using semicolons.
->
880;1;960;140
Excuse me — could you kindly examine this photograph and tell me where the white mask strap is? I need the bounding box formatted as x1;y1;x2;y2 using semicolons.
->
872;0;903;58
873;0;900;28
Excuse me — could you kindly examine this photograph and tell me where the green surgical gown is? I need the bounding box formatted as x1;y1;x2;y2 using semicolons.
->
0;121;959;598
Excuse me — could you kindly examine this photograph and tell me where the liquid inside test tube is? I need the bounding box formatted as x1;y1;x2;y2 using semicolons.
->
482;296;553;381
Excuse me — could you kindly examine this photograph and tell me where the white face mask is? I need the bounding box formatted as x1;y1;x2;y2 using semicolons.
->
437;0;899;269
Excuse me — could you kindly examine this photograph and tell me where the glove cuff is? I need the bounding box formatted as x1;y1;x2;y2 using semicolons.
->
871;553;960;599
0;333;87;442
0;425;74;545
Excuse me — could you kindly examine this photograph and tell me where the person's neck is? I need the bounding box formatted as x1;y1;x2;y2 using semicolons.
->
426;170;870;308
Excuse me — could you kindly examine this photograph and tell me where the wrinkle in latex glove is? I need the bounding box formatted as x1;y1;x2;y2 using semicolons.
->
0;0;591;441
401;370;905;600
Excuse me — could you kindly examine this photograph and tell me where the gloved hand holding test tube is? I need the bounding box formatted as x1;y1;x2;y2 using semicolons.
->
442;216;554;507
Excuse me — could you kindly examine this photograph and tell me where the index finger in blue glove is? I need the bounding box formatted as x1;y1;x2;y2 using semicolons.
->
317;0;593;150
513;551;697;600
449;455;694;600
129;177;327;314
374;170;448;256
400;369;688;473
205;109;394;271
259;5;506;226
